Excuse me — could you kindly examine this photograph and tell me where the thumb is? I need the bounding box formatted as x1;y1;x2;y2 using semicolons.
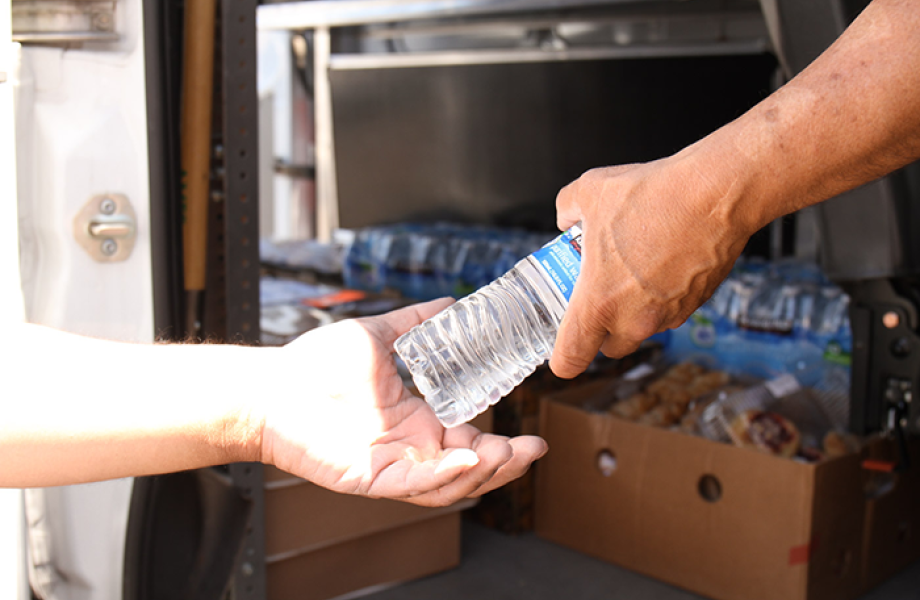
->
550;291;607;379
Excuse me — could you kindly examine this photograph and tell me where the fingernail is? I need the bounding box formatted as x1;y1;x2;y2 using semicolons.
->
435;449;479;474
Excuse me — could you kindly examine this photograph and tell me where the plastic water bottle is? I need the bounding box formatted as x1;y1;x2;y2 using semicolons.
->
395;224;583;427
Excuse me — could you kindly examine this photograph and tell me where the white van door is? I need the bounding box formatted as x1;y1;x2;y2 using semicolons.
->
12;0;154;598
1;0;28;597
15;0;154;339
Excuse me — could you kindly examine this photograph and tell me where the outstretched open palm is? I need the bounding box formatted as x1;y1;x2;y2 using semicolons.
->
260;299;547;507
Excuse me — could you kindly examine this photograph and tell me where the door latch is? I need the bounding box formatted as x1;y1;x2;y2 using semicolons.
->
73;193;137;262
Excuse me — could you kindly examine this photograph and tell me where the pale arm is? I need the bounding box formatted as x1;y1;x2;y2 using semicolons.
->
1;300;547;507
0;321;270;487
550;0;920;378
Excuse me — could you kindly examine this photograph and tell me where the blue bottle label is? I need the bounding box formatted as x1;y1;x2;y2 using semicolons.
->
531;224;583;303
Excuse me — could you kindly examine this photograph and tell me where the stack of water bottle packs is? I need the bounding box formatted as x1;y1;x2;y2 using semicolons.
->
663;258;852;391
343;222;551;301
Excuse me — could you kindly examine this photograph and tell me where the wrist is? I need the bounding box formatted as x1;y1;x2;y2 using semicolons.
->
666;135;767;241
205;345;286;465
217;395;266;465
675;86;833;233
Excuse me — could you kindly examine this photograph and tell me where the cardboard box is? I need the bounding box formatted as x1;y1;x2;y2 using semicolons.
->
859;440;920;590
267;513;460;600
264;466;473;600
535;379;870;600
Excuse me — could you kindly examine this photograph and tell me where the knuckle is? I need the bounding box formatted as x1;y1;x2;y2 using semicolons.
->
668;310;693;330
621;320;658;344
555;184;577;211
600;335;638;359
616;305;664;344
581;166;602;180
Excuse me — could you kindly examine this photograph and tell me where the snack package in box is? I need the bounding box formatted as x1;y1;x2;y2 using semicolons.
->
698;373;860;462
602;361;742;434
599;361;861;463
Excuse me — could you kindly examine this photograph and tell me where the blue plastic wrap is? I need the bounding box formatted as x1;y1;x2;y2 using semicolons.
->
665;258;851;389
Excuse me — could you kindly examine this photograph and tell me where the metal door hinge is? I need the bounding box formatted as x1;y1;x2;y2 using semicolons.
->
12;0;119;45
74;193;137;262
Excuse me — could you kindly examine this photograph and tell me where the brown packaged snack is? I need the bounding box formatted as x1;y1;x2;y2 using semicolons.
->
655;383;694;407
610;392;658;420
637;403;683;428
610;362;731;428
685;371;731;397
661;362;706;384
729;410;801;458
645;378;670;396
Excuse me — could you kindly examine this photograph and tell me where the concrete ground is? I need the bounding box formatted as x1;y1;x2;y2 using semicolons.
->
365;519;920;600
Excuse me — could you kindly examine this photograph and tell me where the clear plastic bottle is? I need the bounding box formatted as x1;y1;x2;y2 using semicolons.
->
395;224;583;427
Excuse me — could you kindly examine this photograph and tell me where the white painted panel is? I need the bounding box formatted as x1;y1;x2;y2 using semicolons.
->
0;0;28;596
12;2;151;599
16;0;153;342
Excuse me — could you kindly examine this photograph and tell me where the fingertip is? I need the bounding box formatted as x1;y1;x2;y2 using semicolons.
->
549;352;588;379
537;438;549;459
511;435;549;460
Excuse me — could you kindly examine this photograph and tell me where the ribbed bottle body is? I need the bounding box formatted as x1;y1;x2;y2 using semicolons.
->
396;257;567;427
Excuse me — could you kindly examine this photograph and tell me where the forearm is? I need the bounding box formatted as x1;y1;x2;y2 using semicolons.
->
677;0;920;232
0;323;278;487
